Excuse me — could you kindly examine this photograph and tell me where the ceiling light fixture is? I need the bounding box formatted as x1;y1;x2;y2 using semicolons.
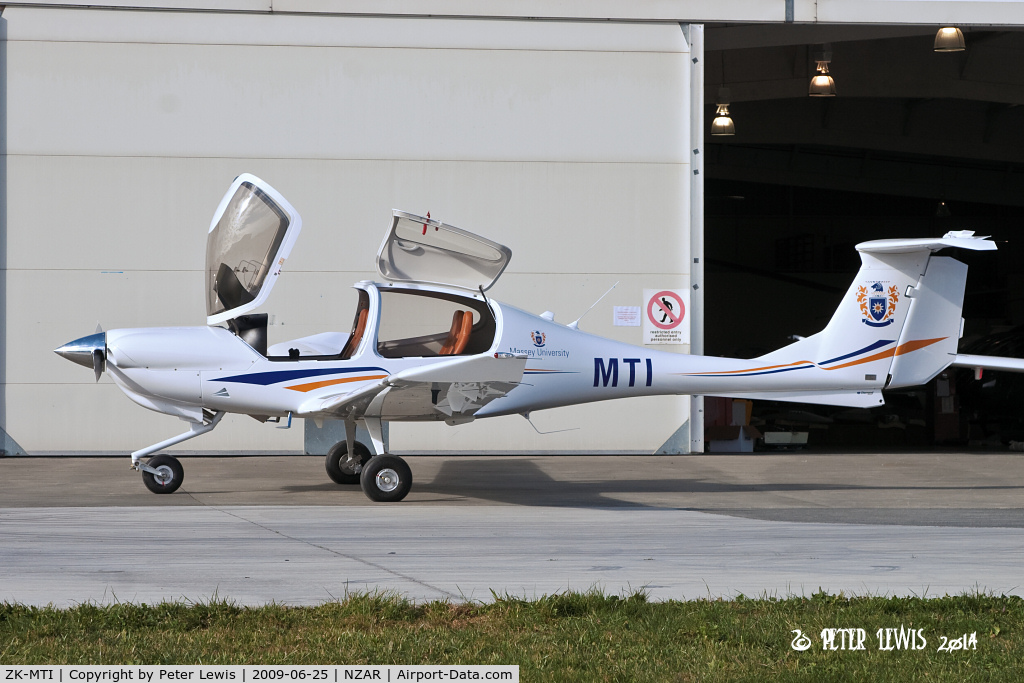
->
809;45;836;97
711;87;735;136
934;27;966;52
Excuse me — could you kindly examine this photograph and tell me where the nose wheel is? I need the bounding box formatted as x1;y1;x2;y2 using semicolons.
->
360;454;412;502
140;454;184;494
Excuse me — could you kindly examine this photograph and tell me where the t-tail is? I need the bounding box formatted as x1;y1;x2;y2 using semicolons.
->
686;231;997;408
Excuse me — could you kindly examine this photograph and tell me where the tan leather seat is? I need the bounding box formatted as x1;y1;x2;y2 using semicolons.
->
451;310;473;355
439;311;465;355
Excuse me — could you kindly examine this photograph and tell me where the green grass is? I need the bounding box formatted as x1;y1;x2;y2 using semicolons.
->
2;591;1023;681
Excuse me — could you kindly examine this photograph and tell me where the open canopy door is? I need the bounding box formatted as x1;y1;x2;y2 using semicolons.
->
206;174;302;325
376;211;511;292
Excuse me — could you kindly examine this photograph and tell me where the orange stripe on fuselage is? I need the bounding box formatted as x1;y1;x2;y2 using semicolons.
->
824;337;946;370
824;348;895;370
285;375;387;392
895;337;946;356
677;360;813;376
674;338;947;376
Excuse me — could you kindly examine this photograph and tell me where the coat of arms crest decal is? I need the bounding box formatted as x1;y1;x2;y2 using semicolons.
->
856;282;899;327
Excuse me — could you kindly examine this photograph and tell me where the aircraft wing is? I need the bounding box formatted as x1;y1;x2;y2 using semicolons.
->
299;380;391;421
949;354;1024;374
299;354;527;422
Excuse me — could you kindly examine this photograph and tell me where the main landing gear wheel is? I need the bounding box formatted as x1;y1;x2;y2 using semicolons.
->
360;454;412;502
325;440;372;485
142;454;184;494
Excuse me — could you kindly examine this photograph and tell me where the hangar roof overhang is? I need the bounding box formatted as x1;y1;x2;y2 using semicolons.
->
5;0;1024;26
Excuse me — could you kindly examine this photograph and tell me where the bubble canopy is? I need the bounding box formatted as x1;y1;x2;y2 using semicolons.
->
205;174;302;325
376;211;512;293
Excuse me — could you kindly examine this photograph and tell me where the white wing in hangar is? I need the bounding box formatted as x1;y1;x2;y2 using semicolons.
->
296;354;528;423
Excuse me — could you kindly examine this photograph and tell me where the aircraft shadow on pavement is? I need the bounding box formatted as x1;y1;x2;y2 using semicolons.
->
409;457;1024;509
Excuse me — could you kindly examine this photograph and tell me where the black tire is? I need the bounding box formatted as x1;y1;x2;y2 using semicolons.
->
325;440;372;485
142;454;184;494
360;455;412;502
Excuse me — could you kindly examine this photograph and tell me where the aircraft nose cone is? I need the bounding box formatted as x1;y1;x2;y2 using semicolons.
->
54;332;107;369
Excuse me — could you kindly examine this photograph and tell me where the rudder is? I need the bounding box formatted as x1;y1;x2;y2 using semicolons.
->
886;256;967;389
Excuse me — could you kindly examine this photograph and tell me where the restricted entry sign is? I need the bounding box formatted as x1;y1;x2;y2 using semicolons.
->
643;288;690;345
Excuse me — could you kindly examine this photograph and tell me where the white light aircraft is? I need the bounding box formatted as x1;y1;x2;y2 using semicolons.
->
55;174;1024;501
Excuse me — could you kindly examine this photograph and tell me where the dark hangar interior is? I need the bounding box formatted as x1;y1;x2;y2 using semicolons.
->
703;24;1024;448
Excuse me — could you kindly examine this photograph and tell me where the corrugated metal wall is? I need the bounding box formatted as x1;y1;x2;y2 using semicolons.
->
2;8;692;453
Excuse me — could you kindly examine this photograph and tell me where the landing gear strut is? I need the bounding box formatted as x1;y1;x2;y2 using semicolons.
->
329;417;412;501
131;411;224;495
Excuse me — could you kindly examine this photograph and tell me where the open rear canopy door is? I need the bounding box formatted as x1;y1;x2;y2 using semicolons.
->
206;174;302;325
376;211;511;292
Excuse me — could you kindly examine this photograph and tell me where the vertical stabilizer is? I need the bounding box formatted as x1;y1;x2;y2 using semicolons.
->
753;250;928;388
750;232;993;396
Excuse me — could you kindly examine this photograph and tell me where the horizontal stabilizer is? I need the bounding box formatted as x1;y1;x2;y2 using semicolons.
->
950;354;1024;374
708;390;885;409
857;231;996;254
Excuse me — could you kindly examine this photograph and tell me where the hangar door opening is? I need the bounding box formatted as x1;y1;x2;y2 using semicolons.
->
703;26;1024;451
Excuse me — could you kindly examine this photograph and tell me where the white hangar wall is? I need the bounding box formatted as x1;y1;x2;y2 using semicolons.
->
0;7;693;454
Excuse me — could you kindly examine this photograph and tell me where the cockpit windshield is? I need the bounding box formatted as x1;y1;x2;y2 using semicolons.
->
206;180;293;321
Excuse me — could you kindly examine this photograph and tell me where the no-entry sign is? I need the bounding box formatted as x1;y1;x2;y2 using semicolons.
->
643;288;690;345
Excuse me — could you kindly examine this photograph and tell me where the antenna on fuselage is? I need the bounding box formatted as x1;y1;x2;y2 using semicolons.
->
567;281;619;330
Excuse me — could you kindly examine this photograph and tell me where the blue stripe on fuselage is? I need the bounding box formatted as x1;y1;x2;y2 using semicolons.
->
214;366;388;386
524;371;579;375
688;364;815;378
688;340;897;379
818;339;895;366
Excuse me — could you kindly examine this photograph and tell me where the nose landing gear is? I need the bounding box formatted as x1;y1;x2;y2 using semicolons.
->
141;454;184;494
131;411;224;495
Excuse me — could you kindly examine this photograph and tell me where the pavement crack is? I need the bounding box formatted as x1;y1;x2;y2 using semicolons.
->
181;490;458;600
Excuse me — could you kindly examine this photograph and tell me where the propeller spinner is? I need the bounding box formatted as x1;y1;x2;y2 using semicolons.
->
54;332;106;382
